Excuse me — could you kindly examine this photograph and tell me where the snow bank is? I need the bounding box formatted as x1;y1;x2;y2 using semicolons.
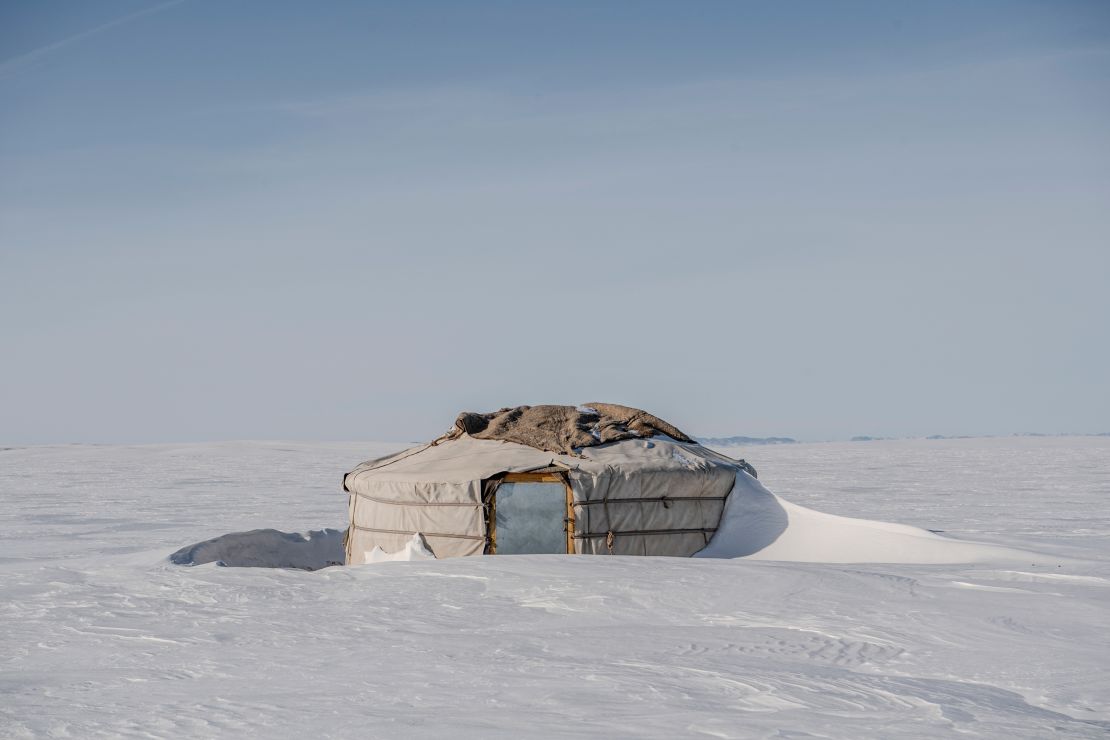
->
696;471;1052;564
362;533;436;563
170;528;345;570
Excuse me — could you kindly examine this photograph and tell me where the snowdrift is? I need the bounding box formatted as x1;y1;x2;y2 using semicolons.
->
695;471;1051;564
170;528;345;570
363;533;436;563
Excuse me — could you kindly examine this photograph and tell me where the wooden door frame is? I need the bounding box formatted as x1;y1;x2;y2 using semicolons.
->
486;472;575;554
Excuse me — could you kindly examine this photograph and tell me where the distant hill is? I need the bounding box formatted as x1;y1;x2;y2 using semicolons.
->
699;436;797;446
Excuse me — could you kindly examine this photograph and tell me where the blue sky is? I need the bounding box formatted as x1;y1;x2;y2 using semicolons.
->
1;1;1108;443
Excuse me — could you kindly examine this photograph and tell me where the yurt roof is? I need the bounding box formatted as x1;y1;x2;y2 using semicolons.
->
343;404;750;491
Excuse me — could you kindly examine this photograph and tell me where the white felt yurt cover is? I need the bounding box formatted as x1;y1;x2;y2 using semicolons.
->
343;425;750;562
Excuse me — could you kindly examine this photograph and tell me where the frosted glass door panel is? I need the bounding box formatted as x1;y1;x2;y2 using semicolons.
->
495;482;566;554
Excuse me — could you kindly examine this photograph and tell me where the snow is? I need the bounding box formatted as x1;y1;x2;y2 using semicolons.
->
170;528;345;569
362;532;436;563
2;437;1108;737
696;470;1053;564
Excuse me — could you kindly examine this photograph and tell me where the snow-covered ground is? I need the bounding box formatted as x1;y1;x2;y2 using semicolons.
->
2;437;1108;738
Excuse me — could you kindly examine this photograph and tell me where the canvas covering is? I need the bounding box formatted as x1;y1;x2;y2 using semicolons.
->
344;433;748;562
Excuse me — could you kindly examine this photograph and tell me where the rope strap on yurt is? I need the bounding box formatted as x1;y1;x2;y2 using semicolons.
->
349;524;485;541
577;528;718;540
601;471;616;554
570;495;728;506
350;491;483;507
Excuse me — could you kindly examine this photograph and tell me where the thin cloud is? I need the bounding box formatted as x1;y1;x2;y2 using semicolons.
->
0;0;185;79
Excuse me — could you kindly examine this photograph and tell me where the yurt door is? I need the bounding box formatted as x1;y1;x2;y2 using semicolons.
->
490;473;573;554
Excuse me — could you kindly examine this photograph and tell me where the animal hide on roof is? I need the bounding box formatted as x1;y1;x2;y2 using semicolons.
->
448;403;693;456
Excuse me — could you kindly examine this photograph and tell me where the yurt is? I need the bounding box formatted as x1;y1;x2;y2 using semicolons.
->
342;403;756;563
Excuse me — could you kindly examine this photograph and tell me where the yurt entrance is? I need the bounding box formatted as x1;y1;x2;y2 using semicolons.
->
487;472;574;554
